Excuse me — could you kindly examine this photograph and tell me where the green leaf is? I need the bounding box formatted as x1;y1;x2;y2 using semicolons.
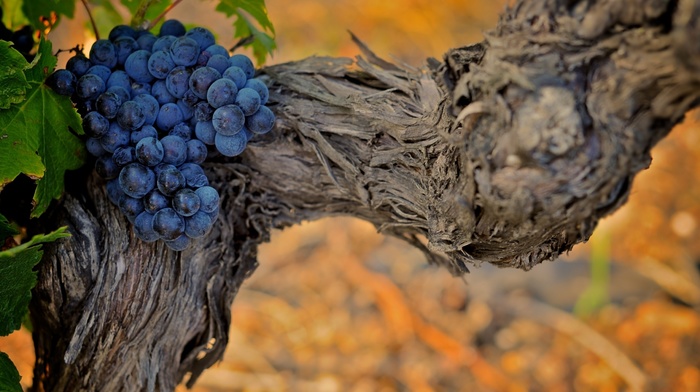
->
0;214;18;242
0;39;85;217
0;226;69;336
215;0;276;65
0;41;31;110
21;0;75;31
0;352;22;392
1;0;30;30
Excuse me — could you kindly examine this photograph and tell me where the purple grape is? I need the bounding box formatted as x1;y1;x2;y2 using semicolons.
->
185;27;215;51
95;156;120;179
172;188;200;217
117;100;146;130
114;36;139;66
95;91;122;119
194;120;216;145
186;139;207;163
206;78;238;109
157;164;185;196
159;20;186;37
89;39;118;68
206;54;230;74
214;131;247;157
76;74;106;100
135;137;164;166
156;103;184;130
83;111;109;138
131;124;158;145
133;212;159;242
178;163;209;188
113;146;135;166
245;105;275;135
119;163;156;198
160;135;187;166
144;190;169;213
165;234;191;251
153;208;185;241
152;79;176;104
165;66;191;98
228;54;254;79
195;186;219;213
86;137;106;157
244;78;269;105
125;50;154;83
170;36;200;67
212;104;244;135
106;70;132;92
47;69;76;96
100;122;130;153
133;93;159;125
67;54;91;77
119;195;145;222
222;66;247;89
184;211;213;238
235;87;261;116
189;66;221;99
148;50;175;79
109;25;137;41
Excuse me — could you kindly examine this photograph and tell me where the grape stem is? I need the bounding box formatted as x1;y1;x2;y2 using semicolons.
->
147;0;184;30
80;0;99;40
131;0;159;29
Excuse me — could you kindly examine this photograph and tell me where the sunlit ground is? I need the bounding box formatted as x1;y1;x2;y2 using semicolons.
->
2;0;700;391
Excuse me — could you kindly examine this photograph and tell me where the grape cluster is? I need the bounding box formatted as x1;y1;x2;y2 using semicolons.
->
0;7;35;60
47;20;275;251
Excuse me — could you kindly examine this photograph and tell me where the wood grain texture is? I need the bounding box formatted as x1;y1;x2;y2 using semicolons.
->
30;1;700;390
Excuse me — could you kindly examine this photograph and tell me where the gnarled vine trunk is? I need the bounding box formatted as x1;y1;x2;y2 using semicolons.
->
30;0;700;390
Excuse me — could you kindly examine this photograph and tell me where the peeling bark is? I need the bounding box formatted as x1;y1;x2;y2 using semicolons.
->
30;0;700;390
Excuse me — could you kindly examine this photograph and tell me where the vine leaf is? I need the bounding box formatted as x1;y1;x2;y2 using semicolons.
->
0;225;70;336
0;214;18;243
21;0;75;31
0;39;85;218
0;41;31;109
0;352;22;392
215;0;276;65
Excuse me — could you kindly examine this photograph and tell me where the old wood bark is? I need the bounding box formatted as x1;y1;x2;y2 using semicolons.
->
30;0;700;390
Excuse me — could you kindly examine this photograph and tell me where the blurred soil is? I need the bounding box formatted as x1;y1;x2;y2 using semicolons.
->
2;1;700;391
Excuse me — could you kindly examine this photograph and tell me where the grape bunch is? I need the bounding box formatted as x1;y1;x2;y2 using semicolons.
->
47;20;275;251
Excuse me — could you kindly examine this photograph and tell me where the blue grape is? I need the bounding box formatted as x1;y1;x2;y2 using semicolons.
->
100;122;130;153
112;146;135;166
185;211;213;238
83;111;109;138
157;164;186;196
186;139;207;163
165;234;191;251
137;32;157;51
214;131;247;157
159;20;186;37
228;54;254;79
119;163;156;198
160;135;187;166
153;208;185;241
144;190;169;213
242;126;254;141
165;66;191;98
95;156;120;179
152;79;176;104
196;51;213;67
108;25;137;41
76;74;106;100
47;69;76;96
119;195;144;222
244;78;269;105
176;99;194;121
189;66;221;99
169;122;192;141
235;87;261;116
204;44;229;58
206;54;230;74
178;163;209;188
106;70;131;92
86;65;111;83
86;137;106;157
172;188;200;217
185;27;215;51
135;136;164;166
206;78;238;109
125;50;154;83
152;35;177;52
246;105;275;135
156;102;184;130
194;120;216;145
67;54;91;77
89;39;118;68
130;124;158;145
212;104;244;135
133;212;159;242
133;93;159;125
106;179;125;205
148;50;175;79
195;186;219;213
106;86;130;104
222;66;247;89
117;100;146;130
130;81;151;96
114;36;139;66
194;102;214;122
95;91;122;119
170;36;200;67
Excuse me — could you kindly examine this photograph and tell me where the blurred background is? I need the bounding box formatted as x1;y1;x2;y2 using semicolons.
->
3;0;700;391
